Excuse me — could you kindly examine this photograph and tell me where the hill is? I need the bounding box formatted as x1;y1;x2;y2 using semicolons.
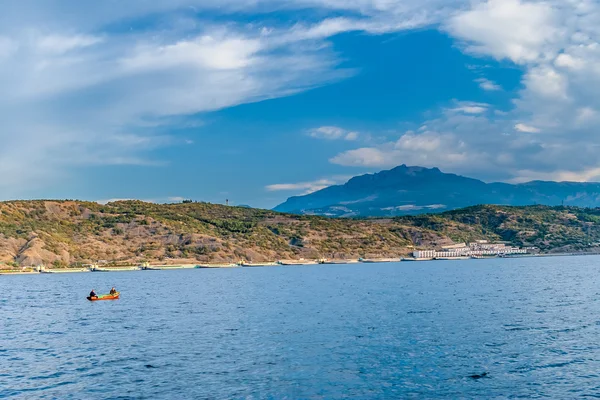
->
274;165;600;217
1;200;600;267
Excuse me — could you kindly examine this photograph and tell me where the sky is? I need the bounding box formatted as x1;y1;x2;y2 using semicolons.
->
1;0;600;208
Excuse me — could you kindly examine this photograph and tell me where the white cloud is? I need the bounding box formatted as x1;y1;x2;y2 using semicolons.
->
266;180;335;193
455;106;488;114
323;0;600;184
554;53;585;70
1;0;600;197
309;126;360;140
524;65;569;100
476;77;502;91
325;0;600;184
2;0;454;197
0;25;352;196
514;123;541;133
330;127;473;170
309;126;345;139
266;175;351;194
449;102;490;114
440;0;600;182
446;0;559;64
345;131;359;141
36;34;103;54
510;167;600;183
330;147;392;167
122;35;262;72
575;107;599;126
395;131;442;152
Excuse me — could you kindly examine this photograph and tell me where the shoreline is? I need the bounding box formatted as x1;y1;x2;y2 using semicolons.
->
1;252;598;275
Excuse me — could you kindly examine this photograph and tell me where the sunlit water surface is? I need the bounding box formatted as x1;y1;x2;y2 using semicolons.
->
2;256;600;399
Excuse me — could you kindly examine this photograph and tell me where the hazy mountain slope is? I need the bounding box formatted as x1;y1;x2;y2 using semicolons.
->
275;165;600;217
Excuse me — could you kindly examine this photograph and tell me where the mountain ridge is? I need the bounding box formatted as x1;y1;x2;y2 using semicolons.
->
274;165;600;217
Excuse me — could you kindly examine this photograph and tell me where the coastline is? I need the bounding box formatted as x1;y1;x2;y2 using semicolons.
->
3;252;596;275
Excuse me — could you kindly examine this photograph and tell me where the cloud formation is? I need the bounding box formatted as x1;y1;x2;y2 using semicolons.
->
3;0;600;199
449;101;490;115
309;126;360;141
266;176;352;194
328;0;600;183
475;78;502;91
514;123;541;133
1;0;454;197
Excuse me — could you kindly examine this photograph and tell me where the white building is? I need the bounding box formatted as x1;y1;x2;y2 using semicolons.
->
413;242;527;259
412;250;436;259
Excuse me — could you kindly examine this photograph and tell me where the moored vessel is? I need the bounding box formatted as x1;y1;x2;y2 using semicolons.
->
91;266;140;272
195;263;239;268
239;260;279;267
319;259;360;264
277;259;319;266
359;258;402;263
87;292;120;301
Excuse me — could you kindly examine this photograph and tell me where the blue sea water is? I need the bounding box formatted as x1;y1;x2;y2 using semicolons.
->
2;256;600;399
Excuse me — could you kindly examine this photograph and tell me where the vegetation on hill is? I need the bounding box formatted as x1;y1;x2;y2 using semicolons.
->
397;205;600;252
0;201;599;267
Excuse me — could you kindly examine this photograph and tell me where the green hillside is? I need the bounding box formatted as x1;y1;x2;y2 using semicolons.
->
0;201;598;267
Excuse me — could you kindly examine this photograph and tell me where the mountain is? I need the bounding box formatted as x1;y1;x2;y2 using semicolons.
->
1;201;600;268
274;165;600;217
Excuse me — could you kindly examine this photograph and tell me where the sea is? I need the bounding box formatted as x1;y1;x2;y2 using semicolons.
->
2;255;600;399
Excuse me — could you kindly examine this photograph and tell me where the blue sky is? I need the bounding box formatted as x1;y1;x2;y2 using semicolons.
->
1;0;599;208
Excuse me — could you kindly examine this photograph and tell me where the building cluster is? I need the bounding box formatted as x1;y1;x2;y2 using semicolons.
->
412;240;527;259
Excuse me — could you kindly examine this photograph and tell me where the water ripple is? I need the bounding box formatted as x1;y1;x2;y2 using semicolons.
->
2;256;600;398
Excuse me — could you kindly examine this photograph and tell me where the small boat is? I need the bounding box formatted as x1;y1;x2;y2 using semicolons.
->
87;292;120;301
41;268;90;274
359;258;402;263
277;260;319;266
319;259;360;264
91;266;139;272
141;264;198;270
240;262;279;267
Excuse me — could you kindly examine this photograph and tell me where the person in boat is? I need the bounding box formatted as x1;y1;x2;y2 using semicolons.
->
109;287;117;295
89;289;97;298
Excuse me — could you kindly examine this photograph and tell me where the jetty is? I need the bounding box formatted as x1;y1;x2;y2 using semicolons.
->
40;268;90;274
319;258;360;264
195;263;239;268
140;263;198;270
91;265;140;272
278;259;319;266
239;260;279;267
359;257;402;263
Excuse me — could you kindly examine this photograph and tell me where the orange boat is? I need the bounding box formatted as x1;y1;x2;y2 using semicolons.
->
87;292;120;301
